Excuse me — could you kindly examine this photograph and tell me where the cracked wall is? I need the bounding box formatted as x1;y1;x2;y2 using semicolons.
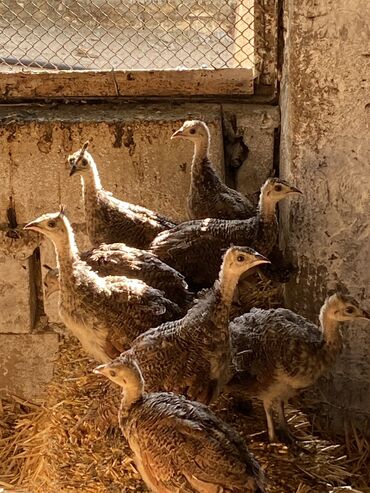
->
280;0;370;429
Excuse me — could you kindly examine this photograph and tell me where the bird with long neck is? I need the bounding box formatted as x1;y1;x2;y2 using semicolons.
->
229;293;370;444
68;142;176;249
24;208;182;363
94;355;265;493
97;246;270;405
172;120;255;220
150;177;302;289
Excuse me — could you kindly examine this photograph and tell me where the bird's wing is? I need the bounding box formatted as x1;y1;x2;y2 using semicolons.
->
167;407;261;491
230;308;324;378
218;185;255;217
108;193;177;229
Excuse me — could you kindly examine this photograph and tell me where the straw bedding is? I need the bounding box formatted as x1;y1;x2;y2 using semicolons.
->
1;332;369;493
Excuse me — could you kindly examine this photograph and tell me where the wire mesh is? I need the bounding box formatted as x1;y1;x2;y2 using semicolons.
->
0;0;256;71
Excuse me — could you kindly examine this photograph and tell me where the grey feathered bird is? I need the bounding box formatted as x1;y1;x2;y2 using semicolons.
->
98;247;270;405
68;142;176;249
151;177;302;289
43;242;192;311
24;209;181;363
172;120;255;220
228;293;370;443
93;354;265;493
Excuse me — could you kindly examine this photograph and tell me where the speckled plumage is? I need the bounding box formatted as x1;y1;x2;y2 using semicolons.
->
172;120;254;220
151;178;301;288
94;357;265;493
228;294;370;442
44;242;192;311
112;247;270;404
25;211;181;364
68;142;176;249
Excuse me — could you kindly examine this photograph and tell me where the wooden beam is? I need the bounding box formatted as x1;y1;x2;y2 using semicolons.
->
0;68;254;100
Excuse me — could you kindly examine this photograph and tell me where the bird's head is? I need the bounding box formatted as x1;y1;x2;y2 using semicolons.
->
68;141;92;177
222;246;270;277
323;293;370;322
43;265;60;299
261;177;303;204
23;206;69;242
171;120;210;144
93;356;144;391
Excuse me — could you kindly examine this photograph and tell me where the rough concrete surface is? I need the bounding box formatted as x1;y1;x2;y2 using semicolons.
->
0;333;59;401
223;104;280;195
280;0;370;427
0;103;224;226
0;256;36;334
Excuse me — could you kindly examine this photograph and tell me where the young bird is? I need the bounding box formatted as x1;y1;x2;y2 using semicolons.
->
151;177;302;289
24;208;181;363
94;355;265;493
68;142;176;249
228;293;370;443
172;120;255;220
96;247;270;405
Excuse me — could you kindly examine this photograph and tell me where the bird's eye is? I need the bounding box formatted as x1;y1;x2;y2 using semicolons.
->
47;220;56;228
274;185;282;192
109;370;117;377
189;128;196;135
346;306;355;314
81;158;88;167
237;255;245;262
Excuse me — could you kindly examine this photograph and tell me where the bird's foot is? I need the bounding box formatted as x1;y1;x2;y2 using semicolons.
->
276;427;312;454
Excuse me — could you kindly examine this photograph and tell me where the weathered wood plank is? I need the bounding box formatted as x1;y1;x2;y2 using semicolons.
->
0;68;254;99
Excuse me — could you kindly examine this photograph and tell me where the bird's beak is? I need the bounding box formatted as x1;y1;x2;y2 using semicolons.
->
171;129;184;139
23;220;41;232
93;364;108;375
288;185;303;195
69;165;77;177
252;256;271;268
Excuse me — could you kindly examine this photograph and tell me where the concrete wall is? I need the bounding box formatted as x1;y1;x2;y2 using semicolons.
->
280;0;370;428
0;102;278;401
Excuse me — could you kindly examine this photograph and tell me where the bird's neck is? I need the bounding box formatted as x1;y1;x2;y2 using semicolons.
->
119;384;143;421
319;305;343;348
212;268;239;328
192;140;211;171
258;194;277;223
53;230;80;282
82;161;102;195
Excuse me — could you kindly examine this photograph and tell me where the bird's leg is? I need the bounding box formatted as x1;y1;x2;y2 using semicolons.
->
263;400;277;442
276;400;296;443
276;401;312;454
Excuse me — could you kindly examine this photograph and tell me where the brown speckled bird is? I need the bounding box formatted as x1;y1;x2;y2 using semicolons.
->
94;355;265;493
228;293;370;443
24;209;181;363
172;120;255;220
151;177;302;289
97;247;270;405
43;242;192;312
68;142;176;249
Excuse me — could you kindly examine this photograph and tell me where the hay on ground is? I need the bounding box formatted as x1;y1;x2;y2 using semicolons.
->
1;334;369;493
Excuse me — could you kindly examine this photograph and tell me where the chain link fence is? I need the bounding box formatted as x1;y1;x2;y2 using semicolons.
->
0;0;257;71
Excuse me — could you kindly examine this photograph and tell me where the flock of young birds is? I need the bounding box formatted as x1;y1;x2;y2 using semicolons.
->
24;120;369;492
